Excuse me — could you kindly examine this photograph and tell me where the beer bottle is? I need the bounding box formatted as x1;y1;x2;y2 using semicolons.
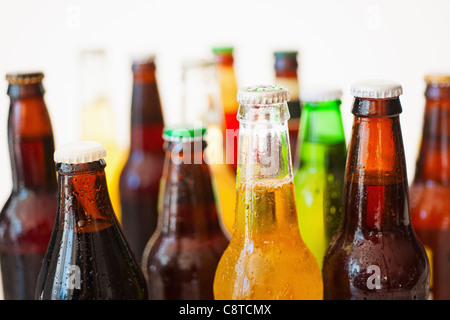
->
274;51;301;158
181;57;235;238
119;56;165;261
0;72;57;300
410;74;450;300
212;47;239;172
214;85;323;300
322;79;430;300
36;141;148;300
142;126;229;300
294;87;346;269
78;49;126;221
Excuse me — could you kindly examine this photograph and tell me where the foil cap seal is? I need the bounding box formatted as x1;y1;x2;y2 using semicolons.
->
237;84;290;105
54;141;107;164
351;79;403;99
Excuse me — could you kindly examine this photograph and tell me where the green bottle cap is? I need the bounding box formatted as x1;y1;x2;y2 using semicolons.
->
212;46;234;54
163;125;207;141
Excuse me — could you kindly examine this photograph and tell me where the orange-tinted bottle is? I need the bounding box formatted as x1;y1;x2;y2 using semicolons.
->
274;51;301;158
142;127;229;300
36;141;148;300
0;72;57;300
212;47;239;172
410;74;450;300
119;57;165;261
323;79;430;300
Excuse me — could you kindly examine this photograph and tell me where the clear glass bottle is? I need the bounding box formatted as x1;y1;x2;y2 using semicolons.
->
213;85;323;300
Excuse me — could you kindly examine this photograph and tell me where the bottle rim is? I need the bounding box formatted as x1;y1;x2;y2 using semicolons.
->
5;72;44;85
351;79;403;99
162;125;207;141
54;141;106;164
237;84;290;105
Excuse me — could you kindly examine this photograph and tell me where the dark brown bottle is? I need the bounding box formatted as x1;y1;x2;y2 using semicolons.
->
119;57;165;261
0;72;57;300
323;80;430;300
35;141;148;300
142;127;229;300
410;74;450;300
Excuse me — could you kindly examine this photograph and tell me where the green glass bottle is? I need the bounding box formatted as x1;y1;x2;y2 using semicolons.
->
294;87;346;269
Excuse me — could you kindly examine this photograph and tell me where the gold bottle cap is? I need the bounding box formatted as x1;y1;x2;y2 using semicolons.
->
5;72;44;85
54;141;107;164
424;74;450;86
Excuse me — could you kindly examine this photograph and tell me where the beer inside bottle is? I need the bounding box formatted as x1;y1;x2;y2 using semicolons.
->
322;79;430;300
213;85;323;300
36;141;148;300
0;72;57;300
410;74;450;300
142;126;229;300
294;87;346;269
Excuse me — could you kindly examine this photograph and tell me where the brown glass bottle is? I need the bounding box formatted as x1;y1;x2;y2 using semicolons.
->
142;127;229;300
35;141;148;300
322;80;430;300
119;57;165;261
0;72;57;300
410;74;450;300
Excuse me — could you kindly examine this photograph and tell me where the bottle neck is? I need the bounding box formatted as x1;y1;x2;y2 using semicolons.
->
56;160;115;233
343;98;410;233
298;100;346;167
234;102;296;236
413;85;450;184
130;68;164;152
159;139;221;236
7;84;57;191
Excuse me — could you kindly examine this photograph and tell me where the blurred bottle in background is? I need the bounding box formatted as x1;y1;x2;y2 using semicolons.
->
181;57;233;239
78;49;125;221
212;47;239;173
274;51;301;161
294;87;346;269
410;74;450;300
119;56;165;261
0;72;57;299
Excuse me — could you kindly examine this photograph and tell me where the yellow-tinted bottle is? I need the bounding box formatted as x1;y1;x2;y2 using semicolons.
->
213;85;323;300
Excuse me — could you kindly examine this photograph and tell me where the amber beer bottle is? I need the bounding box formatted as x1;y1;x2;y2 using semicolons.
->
410;74;450;300
322;79;430;300
0;72;57;300
214;85;322;300
35;141;148;300
119;56;165;261
142;126;229;299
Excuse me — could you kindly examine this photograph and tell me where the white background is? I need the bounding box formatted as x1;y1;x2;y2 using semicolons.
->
0;0;450;208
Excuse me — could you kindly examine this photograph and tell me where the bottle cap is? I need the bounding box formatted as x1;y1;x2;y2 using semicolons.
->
274;51;298;58
300;86;342;102
212;46;234;54
351;79;403;99
5;72;44;85
424;74;450;86
237;84;290;105
163;125;207;141
54;141;107;164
